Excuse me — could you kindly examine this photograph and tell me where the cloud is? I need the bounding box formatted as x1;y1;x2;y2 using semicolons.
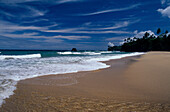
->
99;21;129;30
0;10;15;17
22;19;49;24
160;0;170;5
1;33;48;39
0;20;90;40
108;42;114;47
0;4;47;19
0;20;46;33
0;0;39;3
0;35;66;49
0;20;131;41
0;19;132;46
41;24;132;34
161;0;166;4
76;30;131;34
77;3;141;16
53;35;90;40
57;0;84;4
42;28;132;34
37;38;64;43
157;6;170;18
0;20;58;33
26;6;47;17
133;30;156;38
1;32;90;40
0;0;84;4
106;37;127;41
96;20;140;30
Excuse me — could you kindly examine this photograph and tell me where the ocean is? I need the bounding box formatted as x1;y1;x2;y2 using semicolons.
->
0;50;144;106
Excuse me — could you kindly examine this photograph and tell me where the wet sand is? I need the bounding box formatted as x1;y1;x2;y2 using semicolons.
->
0;52;170;112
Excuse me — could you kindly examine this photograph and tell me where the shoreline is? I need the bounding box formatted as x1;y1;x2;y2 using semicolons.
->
0;52;170;111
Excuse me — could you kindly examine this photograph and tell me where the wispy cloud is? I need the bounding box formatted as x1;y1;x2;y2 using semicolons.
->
106;37;127;41
0;20;58;33
157;6;170;18
57;0;84;4
22;19;49;24
95;20;140;30
53;35;90;40
26;6;47;17
99;21;129;30
1;32;90;40
0;10;15;17
77;3;141;16
0;3;47;19
1;33;48;39
42;28;132;34
161;0;166;4
0;0;84;4
41;20;135;34
0;0;39;3
0;20;46;33
160;0;170;5
0;19;133;44
0;20;90;40
71;30;131;34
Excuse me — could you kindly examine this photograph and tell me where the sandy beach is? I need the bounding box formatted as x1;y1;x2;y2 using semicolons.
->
0;52;170;112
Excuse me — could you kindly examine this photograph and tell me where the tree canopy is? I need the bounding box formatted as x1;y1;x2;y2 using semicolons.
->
108;28;170;52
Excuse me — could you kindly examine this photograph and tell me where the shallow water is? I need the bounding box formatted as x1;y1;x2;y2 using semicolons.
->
0;50;144;106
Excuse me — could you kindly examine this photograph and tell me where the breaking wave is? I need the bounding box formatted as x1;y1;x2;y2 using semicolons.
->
0;54;41;60
0;51;145;106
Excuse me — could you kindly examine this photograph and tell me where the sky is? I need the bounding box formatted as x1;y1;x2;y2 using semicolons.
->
0;0;170;50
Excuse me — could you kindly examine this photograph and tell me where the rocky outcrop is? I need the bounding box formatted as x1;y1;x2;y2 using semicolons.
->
71;48;77;52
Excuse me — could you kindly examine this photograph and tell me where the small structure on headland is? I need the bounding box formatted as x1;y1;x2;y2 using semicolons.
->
71;48;77;52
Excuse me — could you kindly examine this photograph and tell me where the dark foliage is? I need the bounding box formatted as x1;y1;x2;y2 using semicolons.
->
157;28;161;34
121;29;170;52
108;29;170;52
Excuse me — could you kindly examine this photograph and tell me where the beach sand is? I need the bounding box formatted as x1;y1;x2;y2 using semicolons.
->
0;52;170;112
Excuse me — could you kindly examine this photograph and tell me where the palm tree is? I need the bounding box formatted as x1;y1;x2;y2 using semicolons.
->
133;37;137;41
165;30;168;34
144;32;150;38
157;28;161;34
127;37;130;42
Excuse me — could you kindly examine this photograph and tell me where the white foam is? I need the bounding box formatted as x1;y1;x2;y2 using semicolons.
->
89;52;145;62
0;52;145;107
100;51;113;54
0;80;17;106
83;52;101;55
57;51;101;55
0;54;41;60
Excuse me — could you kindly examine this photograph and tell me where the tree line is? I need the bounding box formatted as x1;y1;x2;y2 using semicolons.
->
108;28;170;52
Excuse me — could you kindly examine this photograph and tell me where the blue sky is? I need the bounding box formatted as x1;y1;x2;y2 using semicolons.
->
0;0;170;50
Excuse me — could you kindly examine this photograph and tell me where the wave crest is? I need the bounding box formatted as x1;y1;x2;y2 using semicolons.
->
0;54;41;60
57;52;101;55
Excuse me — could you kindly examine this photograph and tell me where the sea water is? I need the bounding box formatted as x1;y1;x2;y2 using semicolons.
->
0;50;144;106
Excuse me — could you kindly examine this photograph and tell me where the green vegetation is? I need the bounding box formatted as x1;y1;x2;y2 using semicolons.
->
108;28;170;52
